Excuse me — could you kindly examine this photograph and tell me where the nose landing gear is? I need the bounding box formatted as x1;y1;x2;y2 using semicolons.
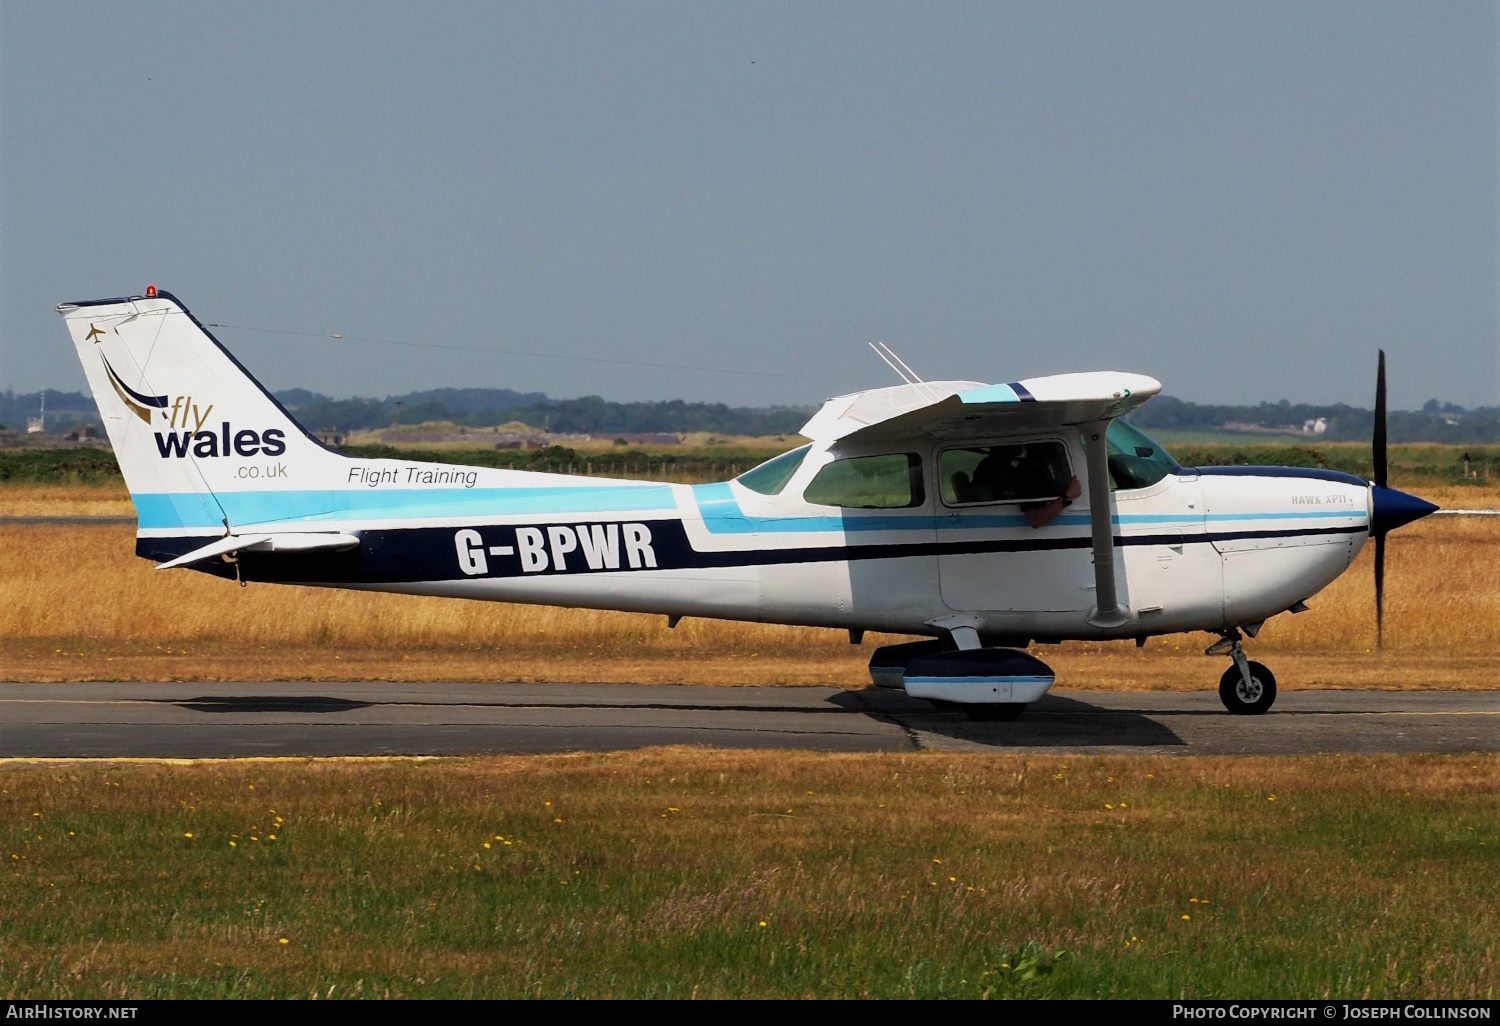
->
1207;629;1277;715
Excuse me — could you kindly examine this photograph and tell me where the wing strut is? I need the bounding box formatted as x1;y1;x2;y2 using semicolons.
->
1082;420;1128;629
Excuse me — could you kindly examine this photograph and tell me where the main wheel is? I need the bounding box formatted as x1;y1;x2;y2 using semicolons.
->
964;703;1028;722
1218;661;1277;715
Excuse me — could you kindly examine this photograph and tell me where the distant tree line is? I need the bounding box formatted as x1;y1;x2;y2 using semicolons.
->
0;389;105;434
1;386;811;437
1129;396;1500;444
276;388;813;437
5;386;1498;443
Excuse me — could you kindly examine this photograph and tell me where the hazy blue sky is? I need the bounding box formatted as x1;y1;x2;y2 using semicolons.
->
3;2;1495;409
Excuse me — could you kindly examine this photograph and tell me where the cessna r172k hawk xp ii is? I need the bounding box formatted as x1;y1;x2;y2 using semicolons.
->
61;290;1438;719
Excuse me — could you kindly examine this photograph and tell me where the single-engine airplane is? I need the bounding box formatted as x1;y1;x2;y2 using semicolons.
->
59;290;1438;718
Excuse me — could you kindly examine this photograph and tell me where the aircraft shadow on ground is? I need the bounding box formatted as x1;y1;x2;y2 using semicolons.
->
830;690;1188;749
170;696;375;714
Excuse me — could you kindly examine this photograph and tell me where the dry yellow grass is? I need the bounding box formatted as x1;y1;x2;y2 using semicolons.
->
0;483;133;517
2;510;1496;687
0;522;887;684
1412;483;1500;511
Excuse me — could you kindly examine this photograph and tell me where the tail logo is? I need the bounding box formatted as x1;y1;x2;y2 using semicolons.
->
95;349;288;461
153;396;287;460
85;323;107;343
99;353;169;424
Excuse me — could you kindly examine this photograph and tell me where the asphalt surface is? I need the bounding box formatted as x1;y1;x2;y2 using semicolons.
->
5;512;1496;525
2;682;1495;758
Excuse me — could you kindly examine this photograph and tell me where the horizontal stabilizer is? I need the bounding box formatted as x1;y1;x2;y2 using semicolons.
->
156;533;360;570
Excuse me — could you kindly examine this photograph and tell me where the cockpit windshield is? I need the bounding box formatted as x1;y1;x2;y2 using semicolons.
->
736;444;811;495
1105;420;1181;490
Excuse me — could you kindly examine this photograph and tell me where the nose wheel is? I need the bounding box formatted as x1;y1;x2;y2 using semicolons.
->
1208;630;1277;715
1218;660;1276;715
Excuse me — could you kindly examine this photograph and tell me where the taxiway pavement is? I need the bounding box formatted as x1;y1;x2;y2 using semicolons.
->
2;682;1495;758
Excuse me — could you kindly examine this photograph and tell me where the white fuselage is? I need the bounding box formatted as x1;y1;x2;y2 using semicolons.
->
159;433;1370;643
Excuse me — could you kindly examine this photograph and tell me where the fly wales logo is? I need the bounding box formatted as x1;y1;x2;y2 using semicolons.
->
100;351;168;424
99;352;286;460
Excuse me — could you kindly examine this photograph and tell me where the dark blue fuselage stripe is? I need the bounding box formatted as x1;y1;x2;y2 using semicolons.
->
749;524;1363;567
142;522;1367;585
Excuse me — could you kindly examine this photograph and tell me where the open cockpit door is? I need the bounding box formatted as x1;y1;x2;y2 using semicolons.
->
801;372;1162;629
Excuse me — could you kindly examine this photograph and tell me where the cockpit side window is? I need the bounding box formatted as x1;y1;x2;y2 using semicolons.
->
940;441;1071;506
802;453;925;509
1104;420;1181;491
736;444;811;496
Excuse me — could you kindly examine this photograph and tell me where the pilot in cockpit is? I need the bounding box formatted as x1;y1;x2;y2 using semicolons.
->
959;445;1082;529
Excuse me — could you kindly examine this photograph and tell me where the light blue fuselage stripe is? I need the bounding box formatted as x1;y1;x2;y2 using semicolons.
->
133;480;1369;535
687;483;1364;535
134;485;678;530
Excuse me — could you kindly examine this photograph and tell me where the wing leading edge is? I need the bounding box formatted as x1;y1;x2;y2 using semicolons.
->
799;372;1162;444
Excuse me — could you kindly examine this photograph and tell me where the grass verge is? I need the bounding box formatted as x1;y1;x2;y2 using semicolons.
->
2;751;1495;998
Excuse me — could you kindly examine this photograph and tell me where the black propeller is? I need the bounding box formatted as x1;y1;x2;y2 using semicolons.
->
1368;349;1439;653
1374;350;1386;651
1373;350;1388;490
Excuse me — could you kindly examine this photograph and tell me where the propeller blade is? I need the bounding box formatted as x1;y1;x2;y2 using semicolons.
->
1373;349;1387;489
1374;531;1385;654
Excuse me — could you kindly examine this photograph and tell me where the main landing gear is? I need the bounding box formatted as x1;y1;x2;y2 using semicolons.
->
869;641;1056;721
1207;629;1277;715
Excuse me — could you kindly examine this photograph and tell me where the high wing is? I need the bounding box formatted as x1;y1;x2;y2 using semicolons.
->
799;372;1163;443
801;371;1163;632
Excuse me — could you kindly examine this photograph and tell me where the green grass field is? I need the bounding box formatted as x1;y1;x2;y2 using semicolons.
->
3;751;1495;999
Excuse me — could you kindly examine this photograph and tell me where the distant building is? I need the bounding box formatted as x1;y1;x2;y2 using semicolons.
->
1302;417;1328;435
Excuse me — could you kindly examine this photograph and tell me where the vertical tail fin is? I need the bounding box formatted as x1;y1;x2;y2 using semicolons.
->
58;291;343;531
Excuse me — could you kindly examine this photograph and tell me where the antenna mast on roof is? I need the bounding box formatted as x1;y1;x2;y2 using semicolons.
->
868;341;929;383
868;342;913;383
868;342;938;400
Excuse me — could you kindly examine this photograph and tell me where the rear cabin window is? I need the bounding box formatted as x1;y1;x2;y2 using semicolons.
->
1104;420;1180;491
940;441;1071;505
736;444;811;496
802;453;925;509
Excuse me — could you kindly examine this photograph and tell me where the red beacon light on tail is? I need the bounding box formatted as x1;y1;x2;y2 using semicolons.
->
145;285;157;298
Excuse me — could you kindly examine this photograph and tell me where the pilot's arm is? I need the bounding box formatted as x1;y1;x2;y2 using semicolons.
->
1024;476;1082;529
